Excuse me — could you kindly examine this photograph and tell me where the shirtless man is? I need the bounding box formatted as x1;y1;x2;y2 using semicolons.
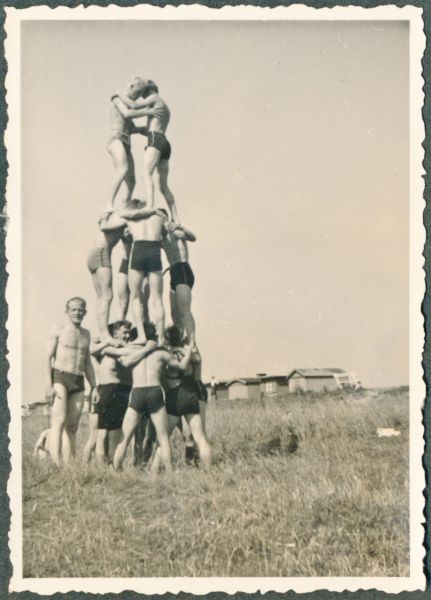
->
152;326;211;473
90;320;133;465
162;223;197;345
108;76;156;211
112;79;179;223
118;199;167;343
112;321;193;472
45;297;97;466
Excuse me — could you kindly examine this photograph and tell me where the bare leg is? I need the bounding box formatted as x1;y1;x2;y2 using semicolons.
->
117;271;130;320
83;411;99;463
149;407;172;474
199;400;207;436
180;416;198;465
169;289;182;331
128;269;146;342
187;413;212;469
95;428;108;465
113;407;141;470
108;429;122;463
62;392;85;464
142;147;161;210
107;139;135;210
175;284;195;345
156;161;179;223
49;385;68;467
151;414;178;475
33;429;51;457
142;277;150;323
148;271;165;343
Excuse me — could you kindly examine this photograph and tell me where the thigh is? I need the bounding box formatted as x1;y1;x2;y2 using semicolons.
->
51;384;68;421
186;412;206;441
175;284;192;312
144;146;161;173
66;392;85;427
148;270;163;298
121;406;141;440
150;406;169;439
128;267;145;294
108;138;129;168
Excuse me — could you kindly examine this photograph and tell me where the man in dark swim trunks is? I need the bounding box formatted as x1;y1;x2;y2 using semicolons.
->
45;297;97;466
110;321;193;472
162;222;197;345
152;326;211;473
90;320;133;464
112;79;180;223
118;199;167;343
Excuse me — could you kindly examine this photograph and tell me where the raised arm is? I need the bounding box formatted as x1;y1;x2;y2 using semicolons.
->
113;97;157;120
45;325;60;402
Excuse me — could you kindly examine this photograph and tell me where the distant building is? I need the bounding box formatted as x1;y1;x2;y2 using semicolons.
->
227;378;261;401
286;368;357;393
204;380;229;401
260;375;290;397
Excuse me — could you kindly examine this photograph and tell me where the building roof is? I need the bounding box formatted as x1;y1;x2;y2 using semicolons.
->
287;368;348;380
260;375;289;382
226;377;261;386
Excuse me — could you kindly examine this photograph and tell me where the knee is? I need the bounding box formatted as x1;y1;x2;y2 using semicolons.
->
102;287;113;302
65;422;79;436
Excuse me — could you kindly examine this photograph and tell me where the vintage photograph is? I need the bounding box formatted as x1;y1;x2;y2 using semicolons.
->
5;4;425;594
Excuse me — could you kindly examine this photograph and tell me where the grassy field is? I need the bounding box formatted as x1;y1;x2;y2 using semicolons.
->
22;388;409;578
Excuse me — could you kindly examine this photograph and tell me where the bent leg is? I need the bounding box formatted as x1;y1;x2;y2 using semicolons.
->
108;139;132;210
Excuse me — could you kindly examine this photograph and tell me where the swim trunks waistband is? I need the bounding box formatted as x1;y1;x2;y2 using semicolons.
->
133;240;162;248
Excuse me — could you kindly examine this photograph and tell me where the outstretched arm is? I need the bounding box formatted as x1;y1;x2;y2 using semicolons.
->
118;341;158;368
113;97;157;120
118;207;164;221
129;124;149;136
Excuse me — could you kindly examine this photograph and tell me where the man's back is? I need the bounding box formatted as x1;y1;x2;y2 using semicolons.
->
132;347;169;387
128;212;165;242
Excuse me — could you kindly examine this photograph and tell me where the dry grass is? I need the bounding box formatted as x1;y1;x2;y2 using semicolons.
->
22;388;409;577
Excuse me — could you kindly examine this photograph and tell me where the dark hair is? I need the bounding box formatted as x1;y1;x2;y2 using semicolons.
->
144;79;159;96
66;297;86;310
129;327;138;342
158;208;168;217
108;320;132;337
164;325;183;347
144;321;158;342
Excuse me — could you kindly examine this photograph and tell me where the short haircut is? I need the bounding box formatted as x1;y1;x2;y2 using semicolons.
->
144;321;158;342
131;76;148;95
66;297;86;310
108;320;132;337
164;325;183;347
158;208;168;217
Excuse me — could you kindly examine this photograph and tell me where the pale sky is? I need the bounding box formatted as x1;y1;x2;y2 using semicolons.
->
21;19;409;400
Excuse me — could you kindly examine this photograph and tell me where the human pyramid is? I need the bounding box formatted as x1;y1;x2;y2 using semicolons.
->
37;76;212;472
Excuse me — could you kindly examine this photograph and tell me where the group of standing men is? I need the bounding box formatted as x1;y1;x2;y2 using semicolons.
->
41;77;211;472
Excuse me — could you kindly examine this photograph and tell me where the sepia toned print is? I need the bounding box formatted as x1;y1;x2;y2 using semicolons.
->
5;4;426;594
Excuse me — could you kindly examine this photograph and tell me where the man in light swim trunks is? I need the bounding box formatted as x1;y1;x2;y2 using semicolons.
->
90;320;134;465
108;77;158;211
152;325;211;473
111;321;193;472
112;79;179;223
118;199;167;343
45;297;97;466
162;223;197;345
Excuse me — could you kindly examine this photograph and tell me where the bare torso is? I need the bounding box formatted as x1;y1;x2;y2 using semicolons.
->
110;103;134;135
128;212;166;242
162;231;189;264
131;347;169;387
53;325;90;375
98;354;132;386
147;96;170;133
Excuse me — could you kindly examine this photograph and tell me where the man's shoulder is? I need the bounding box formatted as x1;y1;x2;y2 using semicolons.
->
49;322;64;337
79;327;91;340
